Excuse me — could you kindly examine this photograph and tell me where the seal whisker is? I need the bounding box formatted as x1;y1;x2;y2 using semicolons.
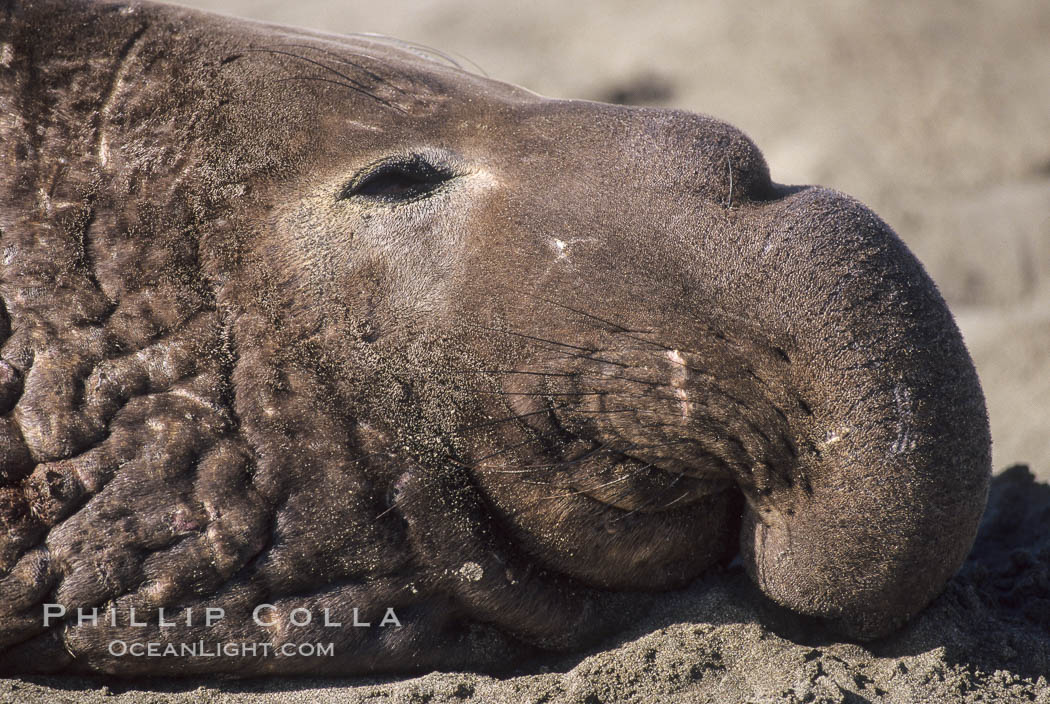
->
535;449;702;504
547;347;644;370
373;501;401;521
474;437;691;475
346;33;471;72
478;466;550;474
476;443;612;472
456;405;568;433
272;75;408;113
607;472;688;522
610;490;683;522
569;406;687;422
272;43;413;95
457;439;537;466
619;438;696;453
249;48;409;113
435;366;671;392
457;323;599;354
659;490;693;511
514;293;673;352
438;367;580;379
458;388;610;398
487;439;695;473
724;155;734;209
560;386;713;406
537;471;641;500
248;47;375;91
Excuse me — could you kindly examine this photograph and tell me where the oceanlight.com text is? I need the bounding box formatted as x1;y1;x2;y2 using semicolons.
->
107;640;335;658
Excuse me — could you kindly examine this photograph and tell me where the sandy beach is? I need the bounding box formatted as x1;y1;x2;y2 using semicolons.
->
3;0;1048;701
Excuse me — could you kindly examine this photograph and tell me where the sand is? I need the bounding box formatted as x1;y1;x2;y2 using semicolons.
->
3;0;1048;701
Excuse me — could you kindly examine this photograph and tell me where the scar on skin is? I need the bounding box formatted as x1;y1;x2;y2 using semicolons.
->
667;349;693;418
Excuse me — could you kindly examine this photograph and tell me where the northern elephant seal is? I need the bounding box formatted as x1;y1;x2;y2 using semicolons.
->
0;0;991;676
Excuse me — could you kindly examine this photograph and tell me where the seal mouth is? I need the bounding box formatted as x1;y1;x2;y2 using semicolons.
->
542;408;738;513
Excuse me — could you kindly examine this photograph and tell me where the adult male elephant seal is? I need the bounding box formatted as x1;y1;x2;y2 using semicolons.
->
0;0;991;677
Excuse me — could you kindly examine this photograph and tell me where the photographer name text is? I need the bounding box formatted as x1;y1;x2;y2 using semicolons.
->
42;603;401;629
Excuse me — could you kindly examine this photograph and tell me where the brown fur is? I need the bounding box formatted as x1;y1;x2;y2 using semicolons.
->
0;0;990;676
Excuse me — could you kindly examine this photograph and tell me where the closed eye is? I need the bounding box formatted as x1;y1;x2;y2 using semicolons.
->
340;155;455;202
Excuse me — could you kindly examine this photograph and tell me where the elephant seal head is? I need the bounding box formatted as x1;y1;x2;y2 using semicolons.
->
0;0;990;676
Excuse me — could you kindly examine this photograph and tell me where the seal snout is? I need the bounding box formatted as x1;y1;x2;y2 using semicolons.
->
727;189;992;639
550;338;802;506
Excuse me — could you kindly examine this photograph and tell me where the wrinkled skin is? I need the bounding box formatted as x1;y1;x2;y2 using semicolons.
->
0;0;990;676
